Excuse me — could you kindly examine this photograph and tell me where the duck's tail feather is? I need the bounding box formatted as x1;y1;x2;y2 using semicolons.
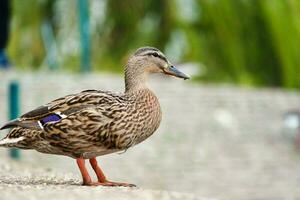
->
0;119;40;130
0;136;25;147
0;127;36;149
0;119;21;130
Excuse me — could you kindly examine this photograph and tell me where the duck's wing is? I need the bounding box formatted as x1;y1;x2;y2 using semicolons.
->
0;90;125;131
41;106;120;154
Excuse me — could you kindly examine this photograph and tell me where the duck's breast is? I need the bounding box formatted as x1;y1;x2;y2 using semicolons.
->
123;89;162;146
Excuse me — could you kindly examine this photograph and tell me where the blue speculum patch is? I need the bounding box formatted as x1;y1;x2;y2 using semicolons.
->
40;114;62;126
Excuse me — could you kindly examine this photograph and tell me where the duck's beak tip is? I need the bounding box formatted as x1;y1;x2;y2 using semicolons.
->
164;65;190;80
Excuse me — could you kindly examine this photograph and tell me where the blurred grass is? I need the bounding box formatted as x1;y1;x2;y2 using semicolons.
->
6;0;300;89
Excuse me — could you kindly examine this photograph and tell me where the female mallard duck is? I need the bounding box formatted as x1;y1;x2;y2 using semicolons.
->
0;47;189;187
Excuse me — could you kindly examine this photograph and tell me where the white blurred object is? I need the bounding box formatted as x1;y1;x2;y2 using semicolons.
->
283;113;300;129
213;109;236;129
282;111;300;148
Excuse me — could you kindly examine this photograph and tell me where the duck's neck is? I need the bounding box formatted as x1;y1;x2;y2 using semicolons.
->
124;62;148;93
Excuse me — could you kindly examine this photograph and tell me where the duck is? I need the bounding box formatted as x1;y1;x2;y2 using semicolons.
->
0;47;189;187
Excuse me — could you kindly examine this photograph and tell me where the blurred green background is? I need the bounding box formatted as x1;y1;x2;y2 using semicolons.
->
6;0;300;88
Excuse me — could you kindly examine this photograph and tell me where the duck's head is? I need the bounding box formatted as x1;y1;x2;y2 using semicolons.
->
127;47;190;80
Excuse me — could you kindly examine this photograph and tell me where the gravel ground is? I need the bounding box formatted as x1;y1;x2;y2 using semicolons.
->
0;71;300;200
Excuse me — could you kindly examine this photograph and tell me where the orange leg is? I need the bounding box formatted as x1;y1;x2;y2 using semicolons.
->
76;158;92;185
89;158;107;182
76;158;136;187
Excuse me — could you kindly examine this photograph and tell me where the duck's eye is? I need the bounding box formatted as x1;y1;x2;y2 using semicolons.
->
146;52;168;63
151;52;160;58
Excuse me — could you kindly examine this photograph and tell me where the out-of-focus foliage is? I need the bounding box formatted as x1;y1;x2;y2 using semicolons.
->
7;0;300;88
8;0;54;69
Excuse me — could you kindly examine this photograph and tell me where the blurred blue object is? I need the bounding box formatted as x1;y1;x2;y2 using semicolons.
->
9;81;20;159
0;49;10;69
78;0;90;73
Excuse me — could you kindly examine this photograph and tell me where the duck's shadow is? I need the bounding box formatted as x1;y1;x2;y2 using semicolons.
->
0;177;81;186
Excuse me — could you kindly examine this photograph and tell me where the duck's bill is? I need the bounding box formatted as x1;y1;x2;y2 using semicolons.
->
163;65;190;80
